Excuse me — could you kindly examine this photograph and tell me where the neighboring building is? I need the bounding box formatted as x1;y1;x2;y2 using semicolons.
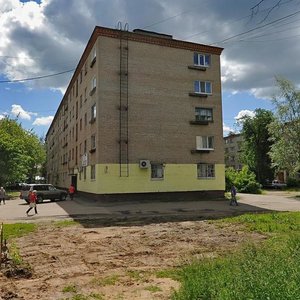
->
45;25;225;200
224;133;243;170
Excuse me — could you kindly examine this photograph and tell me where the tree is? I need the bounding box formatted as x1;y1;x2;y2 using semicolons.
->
240;108;275;184
225;166;261;194
268;77;300;176
0;117;46;186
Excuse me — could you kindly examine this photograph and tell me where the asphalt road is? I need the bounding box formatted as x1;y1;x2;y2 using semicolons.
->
0;191;299;224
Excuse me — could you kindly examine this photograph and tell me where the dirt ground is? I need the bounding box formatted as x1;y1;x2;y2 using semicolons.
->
0;219;266;300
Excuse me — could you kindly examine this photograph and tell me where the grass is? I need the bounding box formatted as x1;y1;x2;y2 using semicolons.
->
2;223;37;240
171;212;300;300
220;211;300;234
145;285;162;293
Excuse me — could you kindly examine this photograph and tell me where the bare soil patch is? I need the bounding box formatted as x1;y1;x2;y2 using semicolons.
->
0;220;266;300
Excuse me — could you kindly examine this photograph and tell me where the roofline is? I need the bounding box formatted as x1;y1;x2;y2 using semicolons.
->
46;25;224;138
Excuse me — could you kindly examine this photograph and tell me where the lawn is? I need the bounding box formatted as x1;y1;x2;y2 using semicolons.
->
172;212;300;300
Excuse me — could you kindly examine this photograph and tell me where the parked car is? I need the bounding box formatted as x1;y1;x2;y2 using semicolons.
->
271;180;287;189
20;184;68;203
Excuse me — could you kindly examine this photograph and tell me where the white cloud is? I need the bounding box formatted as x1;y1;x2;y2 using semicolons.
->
223;123;235;135
0;0;300;99
11;104;37;120
0;114;6;120
32;116;54;126
234;110;255;121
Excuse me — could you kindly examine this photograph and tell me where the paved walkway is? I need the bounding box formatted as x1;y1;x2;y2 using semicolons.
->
0;191;299;224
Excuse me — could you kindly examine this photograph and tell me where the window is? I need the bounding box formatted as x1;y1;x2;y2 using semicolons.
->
84;87;87;102
194;81;212;94
91;104;96;122
91;47;96;65
80;118;82;131
91;134;96;150
84;140;87;153
90;77;96;95
151;163;164;179
91;165;96;180
195;108;213;121
197;163;215;178
194;53;211;67
83;166;86;180
80;95;82;108
196;136;214;150
84;113;87;126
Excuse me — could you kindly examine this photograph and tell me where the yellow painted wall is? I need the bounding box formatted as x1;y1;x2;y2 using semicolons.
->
77;164;225;194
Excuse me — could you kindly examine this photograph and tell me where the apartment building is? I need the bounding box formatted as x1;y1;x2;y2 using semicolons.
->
45;25;225;200
224;133;243;170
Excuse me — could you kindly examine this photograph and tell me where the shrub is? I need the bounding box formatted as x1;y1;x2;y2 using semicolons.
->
225;166;261;194
286;177;300;188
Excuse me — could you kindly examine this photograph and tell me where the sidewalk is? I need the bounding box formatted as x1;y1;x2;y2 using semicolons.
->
0;192;299;224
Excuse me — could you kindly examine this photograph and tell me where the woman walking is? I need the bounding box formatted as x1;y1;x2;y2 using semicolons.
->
26;190;38;216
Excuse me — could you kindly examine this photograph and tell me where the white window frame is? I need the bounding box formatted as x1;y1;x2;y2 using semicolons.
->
197;163;215;179
194;81;212;95
91;77;96;92
151;163;164;180
91;104;96;121
194;53;211;67
196;136;214;150
195;107;213;121
91;47;96;62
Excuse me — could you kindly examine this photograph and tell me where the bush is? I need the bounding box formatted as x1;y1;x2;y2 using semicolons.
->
286;178;300;188
225;166;261;194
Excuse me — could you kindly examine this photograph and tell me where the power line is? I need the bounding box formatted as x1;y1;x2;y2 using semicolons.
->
0;69;75;83
210;9;300;45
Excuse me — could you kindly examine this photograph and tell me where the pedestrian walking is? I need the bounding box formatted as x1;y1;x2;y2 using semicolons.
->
0;187;6;205
230;185;238;206
68;184;75;200
26;190;38;216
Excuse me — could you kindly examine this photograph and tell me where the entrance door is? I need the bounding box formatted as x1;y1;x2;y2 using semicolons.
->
71;175;77;191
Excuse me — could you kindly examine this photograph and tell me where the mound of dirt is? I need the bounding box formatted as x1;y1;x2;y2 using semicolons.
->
0;220;266;300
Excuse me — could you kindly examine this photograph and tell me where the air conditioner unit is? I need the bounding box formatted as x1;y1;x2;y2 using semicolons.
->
139;160;150;169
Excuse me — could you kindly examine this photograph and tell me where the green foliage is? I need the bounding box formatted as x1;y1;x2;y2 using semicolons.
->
286;178;300;188
269;77;300;176
221;212;300;233
3;223;37;240
172;212;300;300
225;166;261;194
0;117;46;186
239;109;274;184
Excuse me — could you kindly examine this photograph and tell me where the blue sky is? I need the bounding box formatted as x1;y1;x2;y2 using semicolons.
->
0;0;297;137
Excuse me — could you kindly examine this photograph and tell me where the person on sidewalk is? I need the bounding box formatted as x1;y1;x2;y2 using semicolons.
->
26;190;38;216
68;184;75;200
0;187;6;205
230;185;238;206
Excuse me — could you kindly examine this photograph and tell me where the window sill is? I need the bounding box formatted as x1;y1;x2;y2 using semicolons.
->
197;177;215;180
89;148;96;153
190;120;211;125
189;92;210;98
89;87;96;96
90;57;96;68
188;65;207;71
151;178;164;181
191;149;213;154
